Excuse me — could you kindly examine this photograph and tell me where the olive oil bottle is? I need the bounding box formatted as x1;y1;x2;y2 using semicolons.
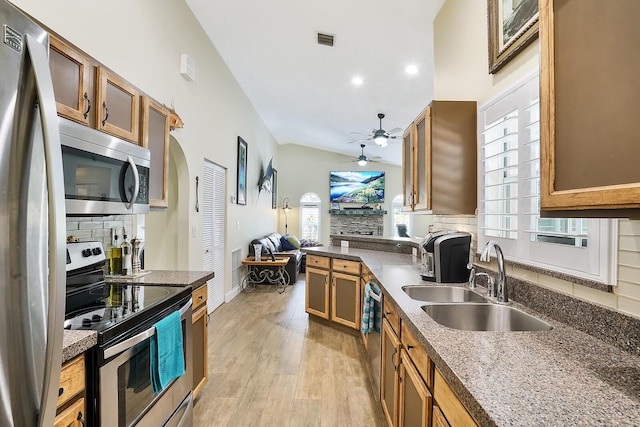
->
110;234;122;275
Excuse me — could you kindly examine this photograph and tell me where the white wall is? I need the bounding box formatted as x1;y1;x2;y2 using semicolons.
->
14;0;280;295
433;0;640;319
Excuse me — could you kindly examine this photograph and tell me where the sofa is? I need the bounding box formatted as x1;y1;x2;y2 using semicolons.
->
248;232;303;285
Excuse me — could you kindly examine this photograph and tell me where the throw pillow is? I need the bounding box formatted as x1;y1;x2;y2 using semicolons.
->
280;236;296;251
286;234;301;249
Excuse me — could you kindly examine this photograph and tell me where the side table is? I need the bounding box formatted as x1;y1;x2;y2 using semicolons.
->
241;257;291;294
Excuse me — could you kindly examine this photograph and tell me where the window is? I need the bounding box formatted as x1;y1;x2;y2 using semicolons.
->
300;193;321;241
391;194;412;237
478;73;615;283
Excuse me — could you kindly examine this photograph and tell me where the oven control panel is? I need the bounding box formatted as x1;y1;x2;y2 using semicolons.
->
67;241;106;272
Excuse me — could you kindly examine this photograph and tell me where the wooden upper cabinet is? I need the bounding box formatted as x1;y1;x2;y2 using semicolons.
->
402;125;414;210
540;0;640;217
414;109;429;211
141;96;170;208
49;36;92;125
402;101;477;215
96;66;140;143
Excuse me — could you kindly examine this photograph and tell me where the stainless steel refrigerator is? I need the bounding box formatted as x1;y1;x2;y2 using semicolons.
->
0;1;67;426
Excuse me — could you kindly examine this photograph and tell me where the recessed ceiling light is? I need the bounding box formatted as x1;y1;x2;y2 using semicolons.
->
352;76;363;86
405;65;418;75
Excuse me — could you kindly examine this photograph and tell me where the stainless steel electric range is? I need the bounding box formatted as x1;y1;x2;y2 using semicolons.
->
65;241;193;427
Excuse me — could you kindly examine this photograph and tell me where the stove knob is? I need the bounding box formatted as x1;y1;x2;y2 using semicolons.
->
92;247;102;255
82;318;92;327
92;314;102;322
81;249;92;257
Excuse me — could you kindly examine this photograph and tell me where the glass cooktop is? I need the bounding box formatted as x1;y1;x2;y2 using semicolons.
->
64;283;190;344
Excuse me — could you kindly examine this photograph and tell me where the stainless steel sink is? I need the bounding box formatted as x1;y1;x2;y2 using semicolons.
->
421;303;553;331
403;285;489;303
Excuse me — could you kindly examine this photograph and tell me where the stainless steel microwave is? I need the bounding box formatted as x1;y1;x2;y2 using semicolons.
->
59;118;150;215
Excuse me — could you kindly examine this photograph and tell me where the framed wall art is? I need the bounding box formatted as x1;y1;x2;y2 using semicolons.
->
488;0;539;74
237;136;248;205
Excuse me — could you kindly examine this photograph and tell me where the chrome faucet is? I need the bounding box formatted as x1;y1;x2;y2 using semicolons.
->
480;241;508;303
469;265;496;297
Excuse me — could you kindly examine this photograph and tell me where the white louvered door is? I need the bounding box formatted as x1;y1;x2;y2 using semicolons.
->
202;160;225;314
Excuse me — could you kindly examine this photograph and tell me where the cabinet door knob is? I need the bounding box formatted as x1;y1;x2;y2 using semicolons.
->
407;345;414;350
101;101;109;126
58;387;64;397
77;411;86;426
83;92;91;119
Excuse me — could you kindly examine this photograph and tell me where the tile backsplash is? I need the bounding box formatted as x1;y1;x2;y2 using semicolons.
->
66;214;144;252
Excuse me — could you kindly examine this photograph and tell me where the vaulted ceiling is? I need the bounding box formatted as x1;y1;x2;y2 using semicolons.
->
185;0;444;165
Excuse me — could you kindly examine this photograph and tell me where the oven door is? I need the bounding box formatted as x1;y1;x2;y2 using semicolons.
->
99;298;193;427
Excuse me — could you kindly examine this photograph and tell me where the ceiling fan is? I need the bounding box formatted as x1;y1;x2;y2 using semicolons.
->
349;113;403;147
355;144;380;166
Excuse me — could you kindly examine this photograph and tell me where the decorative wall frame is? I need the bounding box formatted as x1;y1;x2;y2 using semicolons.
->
488;0;539;74
237;137;248;205
271;169;278;209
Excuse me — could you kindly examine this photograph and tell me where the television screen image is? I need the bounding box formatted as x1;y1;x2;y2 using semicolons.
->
330;171;385;203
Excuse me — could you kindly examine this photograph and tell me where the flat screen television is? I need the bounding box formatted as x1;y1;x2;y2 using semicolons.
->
330;171;385;203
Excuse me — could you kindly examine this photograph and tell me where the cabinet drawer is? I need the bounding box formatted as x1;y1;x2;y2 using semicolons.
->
192;285;208;310
383;299;400;336
401;322;432;388
54;397;85;427
434;369;477;427
57;354;85;409
332;258;361;275
307;255;330;270
432;405;451;427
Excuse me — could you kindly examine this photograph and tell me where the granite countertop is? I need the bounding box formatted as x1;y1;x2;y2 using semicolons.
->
303;246;640;426
105;270;214;290
62;330;97;363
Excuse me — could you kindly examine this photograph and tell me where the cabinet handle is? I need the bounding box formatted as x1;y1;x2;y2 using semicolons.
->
407;345;414;350
101;101;109;126
384;311;391;316
58;387;63;397
77;411;86;426
391;348;398;372
198;295;203;300
83;92;91;119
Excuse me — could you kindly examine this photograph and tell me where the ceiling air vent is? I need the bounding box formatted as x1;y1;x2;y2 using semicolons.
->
317;32;334;47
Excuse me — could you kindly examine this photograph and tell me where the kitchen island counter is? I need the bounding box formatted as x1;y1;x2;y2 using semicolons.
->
303;246;640;426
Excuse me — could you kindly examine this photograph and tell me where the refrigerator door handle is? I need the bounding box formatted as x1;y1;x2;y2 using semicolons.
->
14;35;67;427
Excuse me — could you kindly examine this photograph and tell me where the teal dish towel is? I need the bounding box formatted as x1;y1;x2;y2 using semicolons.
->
361;282;381;335
150;311;185;394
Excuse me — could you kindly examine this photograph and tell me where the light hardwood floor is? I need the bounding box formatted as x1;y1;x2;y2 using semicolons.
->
193;279;386;427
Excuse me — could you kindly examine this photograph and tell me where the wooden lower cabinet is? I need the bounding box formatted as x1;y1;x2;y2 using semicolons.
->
192;285;208;400
433;369;477;427
55;354;86;427
54;397;85;427
331;271;360;328
432;405;450;427
381;318;401;427
399;349;432;427
305;266;330;319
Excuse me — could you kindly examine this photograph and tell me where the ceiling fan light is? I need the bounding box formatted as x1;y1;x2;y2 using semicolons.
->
357;156;368;166
374;134;388;147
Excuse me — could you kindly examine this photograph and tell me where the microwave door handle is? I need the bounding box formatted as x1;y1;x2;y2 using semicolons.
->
10;35;67;427
104;298;192;359
125;155;140;210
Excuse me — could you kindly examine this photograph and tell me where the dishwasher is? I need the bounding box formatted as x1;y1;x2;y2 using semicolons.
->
364;284;383;401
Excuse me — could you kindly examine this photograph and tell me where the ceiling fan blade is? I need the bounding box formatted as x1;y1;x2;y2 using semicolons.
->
347;137;372;144
387;127;403;135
